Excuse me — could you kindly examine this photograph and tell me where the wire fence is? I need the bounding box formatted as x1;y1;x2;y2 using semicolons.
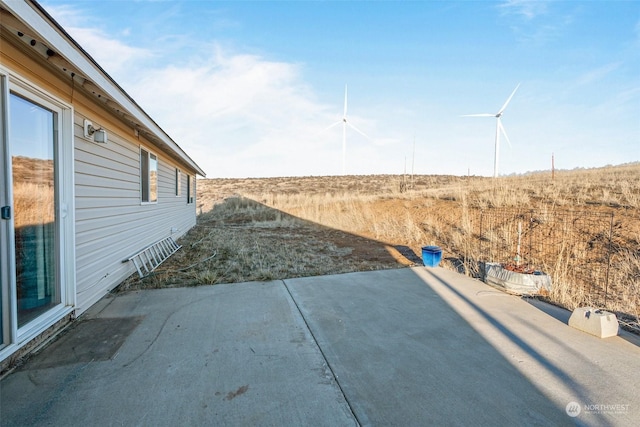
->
448;208;639;331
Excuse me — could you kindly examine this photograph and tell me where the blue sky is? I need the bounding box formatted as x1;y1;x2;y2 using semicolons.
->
42;0;639;178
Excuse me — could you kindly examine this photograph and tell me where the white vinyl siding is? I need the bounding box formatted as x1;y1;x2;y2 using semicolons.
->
74;115;197;314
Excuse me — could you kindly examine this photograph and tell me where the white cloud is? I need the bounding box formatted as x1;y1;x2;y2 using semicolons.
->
43;3;152;76
44;3;365;177
575;62;622;86
498;0;549;20
497;0;573;46
67;27;152;75
41;3;82;26
125;44;354;177
42;2;635;178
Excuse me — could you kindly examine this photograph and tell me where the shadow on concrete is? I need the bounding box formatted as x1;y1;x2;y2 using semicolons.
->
524;297;572;324
393;245;422;265
422;268;612;427
285;269;576;426
525;297;640;348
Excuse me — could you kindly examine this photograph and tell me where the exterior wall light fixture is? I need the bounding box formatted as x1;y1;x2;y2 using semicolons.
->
83;119;108;143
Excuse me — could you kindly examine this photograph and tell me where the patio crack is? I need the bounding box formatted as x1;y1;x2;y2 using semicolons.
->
281;280;361;427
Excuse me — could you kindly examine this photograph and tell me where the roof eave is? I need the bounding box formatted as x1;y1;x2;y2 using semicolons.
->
0;0;206;177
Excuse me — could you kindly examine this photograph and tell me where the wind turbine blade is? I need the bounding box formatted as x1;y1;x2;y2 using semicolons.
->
498;83;521;115
343;84;348;117
498;119;512;148
461;113;495;118
323;121;342;132
347;121;370;140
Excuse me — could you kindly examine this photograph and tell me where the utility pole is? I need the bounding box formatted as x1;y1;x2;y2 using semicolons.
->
401;156;407;193
411;135;416;189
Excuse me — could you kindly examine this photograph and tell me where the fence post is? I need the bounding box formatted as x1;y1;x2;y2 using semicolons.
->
604;212;614;306
479;210;485;281
528;210;534;267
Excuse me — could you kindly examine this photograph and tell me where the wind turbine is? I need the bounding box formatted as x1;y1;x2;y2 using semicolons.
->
462;83;520;178
325;84;369;174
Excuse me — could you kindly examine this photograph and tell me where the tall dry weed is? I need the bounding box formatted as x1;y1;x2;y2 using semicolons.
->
13;182;54;228
197;163;639;329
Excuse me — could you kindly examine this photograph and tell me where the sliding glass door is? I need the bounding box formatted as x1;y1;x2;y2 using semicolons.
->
1;70;73;353
9;92;59;327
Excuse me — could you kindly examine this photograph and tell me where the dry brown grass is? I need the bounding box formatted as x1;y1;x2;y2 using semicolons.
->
117;197;403;291
11;153;635;327
115;162;640;330
13;182;54;228
11;156;55;228
189;162;639;330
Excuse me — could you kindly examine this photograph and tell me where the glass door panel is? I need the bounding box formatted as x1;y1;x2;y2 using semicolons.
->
9;93;59;327
1;74;6;346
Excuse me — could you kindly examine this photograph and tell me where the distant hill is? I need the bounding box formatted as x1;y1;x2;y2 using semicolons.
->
12;156;54;186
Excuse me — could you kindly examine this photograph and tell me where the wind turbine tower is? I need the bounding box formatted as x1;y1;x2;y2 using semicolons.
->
463;84;520;178
326;85;369;174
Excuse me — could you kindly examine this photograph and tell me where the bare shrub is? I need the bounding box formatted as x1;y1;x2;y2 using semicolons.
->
607;243;640;331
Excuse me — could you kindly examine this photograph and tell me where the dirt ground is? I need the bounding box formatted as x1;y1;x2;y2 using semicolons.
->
117;195;415;291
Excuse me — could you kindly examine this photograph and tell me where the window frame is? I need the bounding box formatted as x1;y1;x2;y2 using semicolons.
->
175;168;181;197
140;146;158;204
186;174;194;204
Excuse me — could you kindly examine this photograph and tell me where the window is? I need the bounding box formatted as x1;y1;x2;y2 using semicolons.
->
140;148;157;203
186;174;194;204
175;168;181;196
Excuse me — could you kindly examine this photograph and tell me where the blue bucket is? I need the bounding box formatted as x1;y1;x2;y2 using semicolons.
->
422;245;443;267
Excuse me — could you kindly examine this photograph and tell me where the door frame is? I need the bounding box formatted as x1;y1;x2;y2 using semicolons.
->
0;67;76;360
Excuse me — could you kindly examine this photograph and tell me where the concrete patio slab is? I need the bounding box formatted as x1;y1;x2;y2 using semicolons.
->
1;267;639;426
0;281;356;426
415;267;639;427
285;268;566;426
